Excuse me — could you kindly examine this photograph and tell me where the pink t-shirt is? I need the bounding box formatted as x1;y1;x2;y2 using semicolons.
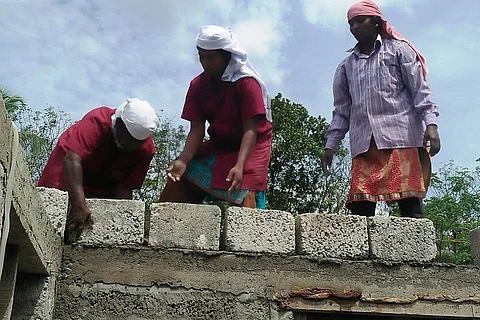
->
181;73;272;191
37;107;155;198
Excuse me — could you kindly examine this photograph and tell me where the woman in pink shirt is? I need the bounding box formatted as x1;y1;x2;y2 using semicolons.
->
158;25;272;209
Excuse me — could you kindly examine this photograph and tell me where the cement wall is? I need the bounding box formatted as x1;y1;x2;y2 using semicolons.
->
56;246;480;319
0;98;63;320
34;189;479;319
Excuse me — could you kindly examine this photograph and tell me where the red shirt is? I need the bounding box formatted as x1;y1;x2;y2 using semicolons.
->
37;107;155;198
182;73;272;191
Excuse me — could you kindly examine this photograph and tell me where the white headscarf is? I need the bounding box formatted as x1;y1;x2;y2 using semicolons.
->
111;98;159;140
195;25;272;122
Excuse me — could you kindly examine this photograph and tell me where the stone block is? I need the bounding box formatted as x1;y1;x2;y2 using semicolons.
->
224;207;295;254
76;199;145;246
36;187;69;236
149;202;221;250
9;148;63;275
471;227;480;266
0;163;4;235
296;213;369;259
368;216;437;262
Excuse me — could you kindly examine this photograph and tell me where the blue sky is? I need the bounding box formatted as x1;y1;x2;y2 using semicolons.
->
1;0;478;171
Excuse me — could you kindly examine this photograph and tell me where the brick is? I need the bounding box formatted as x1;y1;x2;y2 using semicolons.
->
368;216;437;262
149;202;221;250
77;199;145;246
471;227;480;266
224;207;295;254
296;213;369;259
36;187;68;236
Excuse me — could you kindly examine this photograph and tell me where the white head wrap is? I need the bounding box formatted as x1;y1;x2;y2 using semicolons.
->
111;98;159;140
195;25;272;122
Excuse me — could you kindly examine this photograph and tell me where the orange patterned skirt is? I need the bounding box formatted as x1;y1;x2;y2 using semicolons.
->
347;139;431;204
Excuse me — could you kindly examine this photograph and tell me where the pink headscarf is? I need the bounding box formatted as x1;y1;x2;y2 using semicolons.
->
347;0;427;78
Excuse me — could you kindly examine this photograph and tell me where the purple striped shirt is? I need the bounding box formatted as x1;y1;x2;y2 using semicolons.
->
325;37;439;158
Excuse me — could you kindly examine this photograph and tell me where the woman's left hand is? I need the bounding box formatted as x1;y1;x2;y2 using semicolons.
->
226;165;243;193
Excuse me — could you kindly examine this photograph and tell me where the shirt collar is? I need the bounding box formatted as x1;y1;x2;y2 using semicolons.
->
347;34;383;55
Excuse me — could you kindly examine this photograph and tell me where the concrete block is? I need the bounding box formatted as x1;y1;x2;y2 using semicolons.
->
12;273;57;320
296;213;369;259
76;199;145;246
471;227;480;266
9;148;63;275
36;187;68;236
368;216;437;262
0;164;4;235
149;202;221;250
0;99;14;173
224;207;295;254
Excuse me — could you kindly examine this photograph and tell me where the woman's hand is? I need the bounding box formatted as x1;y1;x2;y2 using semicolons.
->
226;165;243;193
166;159;187;182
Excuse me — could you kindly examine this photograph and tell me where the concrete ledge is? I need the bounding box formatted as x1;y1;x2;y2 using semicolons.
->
368;216;437;262
9;143;63;275
37;187;68;236
296;213;368;259
149;202;221;250
76;199;145;246
224;207;295;254
57;246;480;319
0;164;4;235
471;227;480;266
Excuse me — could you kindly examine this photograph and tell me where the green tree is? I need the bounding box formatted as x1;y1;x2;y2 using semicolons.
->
267;93;350;215
424;160;480;264
2;88;72;181
1;87;28;122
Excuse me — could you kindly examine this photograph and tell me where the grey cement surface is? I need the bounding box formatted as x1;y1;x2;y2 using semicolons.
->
5;130;63;275
0;98;14;176
12;273;57;320
56;246;480;319
224;207;295;254
368;216;437;262
36;187;68;237
75;199;145;246
55;283;271;320
296;213;369;259
149;202;221;250
472;227;480;266
0;164;4;237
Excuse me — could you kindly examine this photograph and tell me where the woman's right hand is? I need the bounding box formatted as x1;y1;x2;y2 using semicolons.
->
166;159;187;182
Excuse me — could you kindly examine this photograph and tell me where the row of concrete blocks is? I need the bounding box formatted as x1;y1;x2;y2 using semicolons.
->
37;187;438;263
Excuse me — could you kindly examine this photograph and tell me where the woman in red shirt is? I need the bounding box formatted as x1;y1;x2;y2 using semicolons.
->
159;25;272;208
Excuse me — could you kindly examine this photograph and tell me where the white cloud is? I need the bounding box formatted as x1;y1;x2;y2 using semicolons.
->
420;24;480;78
300;0;421;30
0;0;290;123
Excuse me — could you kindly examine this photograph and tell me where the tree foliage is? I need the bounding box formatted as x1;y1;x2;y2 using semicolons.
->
2;88;73;181
424;160;480;264
267;93;350;215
